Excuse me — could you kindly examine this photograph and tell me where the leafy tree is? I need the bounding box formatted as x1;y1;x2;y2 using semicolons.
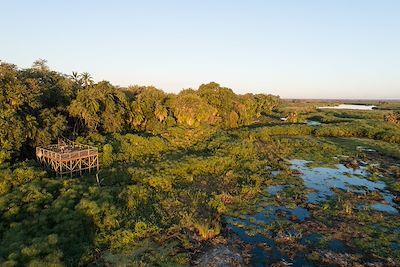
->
127;86;168;131
197;82;237;127
68;81;127;133
170;91;217;127
32;59;49;72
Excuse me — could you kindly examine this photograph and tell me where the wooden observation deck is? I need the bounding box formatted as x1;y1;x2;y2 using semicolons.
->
36;138;99;176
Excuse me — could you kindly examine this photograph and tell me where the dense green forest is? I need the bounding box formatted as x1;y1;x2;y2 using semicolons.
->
1;60;400;266
0;59;280;165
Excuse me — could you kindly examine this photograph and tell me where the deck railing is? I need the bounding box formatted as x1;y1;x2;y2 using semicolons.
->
36;140;98;161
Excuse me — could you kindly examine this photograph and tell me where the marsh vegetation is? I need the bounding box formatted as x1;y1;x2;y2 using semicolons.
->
1;60;400;266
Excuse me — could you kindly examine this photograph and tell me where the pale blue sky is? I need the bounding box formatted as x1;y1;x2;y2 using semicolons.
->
1;0;399;99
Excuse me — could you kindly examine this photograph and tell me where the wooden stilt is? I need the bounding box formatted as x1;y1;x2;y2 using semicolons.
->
36;138;99;177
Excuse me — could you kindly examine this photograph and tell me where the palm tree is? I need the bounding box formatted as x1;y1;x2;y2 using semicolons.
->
80;72;94;88
154;103;168;122
70;71;81;84
127;101;144;128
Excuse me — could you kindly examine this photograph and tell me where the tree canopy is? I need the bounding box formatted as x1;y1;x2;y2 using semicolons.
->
0;60;281;164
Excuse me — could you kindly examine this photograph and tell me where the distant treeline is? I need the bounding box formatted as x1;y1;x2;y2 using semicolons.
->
0;60;280;164
255;122;400;144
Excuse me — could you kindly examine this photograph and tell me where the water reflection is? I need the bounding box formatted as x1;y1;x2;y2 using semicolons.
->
318;104;376;110
225;159;399;265
290;159;398;214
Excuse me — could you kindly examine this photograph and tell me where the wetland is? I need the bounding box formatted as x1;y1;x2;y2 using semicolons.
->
1;61;400;266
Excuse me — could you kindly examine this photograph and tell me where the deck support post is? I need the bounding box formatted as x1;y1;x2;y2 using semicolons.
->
36;138;99;177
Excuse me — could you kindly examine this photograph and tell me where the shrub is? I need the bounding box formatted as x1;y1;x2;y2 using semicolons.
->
148;177;172;192
101;144;113;167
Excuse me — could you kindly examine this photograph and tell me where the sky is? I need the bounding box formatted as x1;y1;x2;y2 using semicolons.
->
1;0;400;99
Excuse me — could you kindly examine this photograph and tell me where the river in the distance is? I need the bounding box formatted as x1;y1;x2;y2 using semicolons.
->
318;104;376;110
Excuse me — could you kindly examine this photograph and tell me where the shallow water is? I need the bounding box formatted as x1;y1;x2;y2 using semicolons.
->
290;159;398;213
227;219;315;266
226;202;312;265
265;185;285;195
318;104;376;110
225;159;399;265
371;203;398;214
306;120;322;126
226;208;312;266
